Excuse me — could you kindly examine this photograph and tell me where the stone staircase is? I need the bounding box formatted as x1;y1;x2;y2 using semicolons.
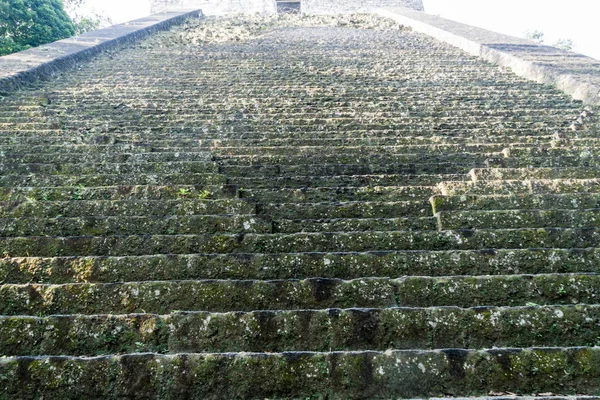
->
0;16;599;398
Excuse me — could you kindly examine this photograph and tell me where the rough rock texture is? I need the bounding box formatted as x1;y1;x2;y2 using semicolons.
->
0;10;202;95
302;0;424;14
151;0;277;15
0;13;599;398
379;7;600;105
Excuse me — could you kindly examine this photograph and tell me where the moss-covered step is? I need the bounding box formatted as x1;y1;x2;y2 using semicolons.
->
0;215;272;237
506;147;600;159
274;217;438;233
469;168;600;182
439;179;600;196
221;162;479;177
257;200;434;219
1;273;598;315
1;348;599;399
503;156;600;168
0;161;219;176
199;134;555;147
0;199;254;219
242;186;439;203
0;185;238;202
0;151;213;165
212;143;509;156
436;209;600;230
430;193;600;214
0;173;228;188
2;248;599;284
2;228;600;257
214;152;504;166
2;305;599;356
0;144;161;154
233;173;468;188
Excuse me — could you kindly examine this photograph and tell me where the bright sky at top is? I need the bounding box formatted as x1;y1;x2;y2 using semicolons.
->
77;0;599;60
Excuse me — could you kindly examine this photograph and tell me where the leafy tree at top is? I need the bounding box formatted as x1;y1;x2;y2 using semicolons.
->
0;0;76;56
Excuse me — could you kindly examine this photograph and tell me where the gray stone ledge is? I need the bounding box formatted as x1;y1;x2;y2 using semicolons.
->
0;9;203;95
378;7;600;105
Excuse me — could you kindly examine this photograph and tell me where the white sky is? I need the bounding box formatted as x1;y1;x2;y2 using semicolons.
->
77;0;599;59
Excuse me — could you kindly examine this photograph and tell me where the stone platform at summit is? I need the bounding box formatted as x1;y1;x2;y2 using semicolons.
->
0;5;600;400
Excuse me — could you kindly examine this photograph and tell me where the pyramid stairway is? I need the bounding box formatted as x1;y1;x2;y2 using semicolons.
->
1;17;600;398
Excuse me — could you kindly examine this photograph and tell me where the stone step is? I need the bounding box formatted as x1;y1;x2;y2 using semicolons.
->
234;173;467;188
257;201;434;219
504;156;600;168
470;168;600;182
0;348;598;398
437;209;600;230
242;186;439;203
0;273;597;315
507;147;600;159
213;144;509;156
215;152;503;166
0;161;219;176
430;194;600;214
221;162;486;177
0;198;253;218
1;305;598;356
0;184;238;202
2;229;600;257
0;215;271;237
439;179;600;196
2;248;598;284
0;173;227;188
0;151;213;164
274;217;438;233
0;134;557;149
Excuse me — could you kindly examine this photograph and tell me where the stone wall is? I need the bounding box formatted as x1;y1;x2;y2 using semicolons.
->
151;0;277;15
302;0;424;14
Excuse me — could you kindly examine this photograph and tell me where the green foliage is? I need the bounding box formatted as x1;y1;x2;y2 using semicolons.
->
553;38;574;52
0;0;75;56
524;29;545;44
525;29;575;52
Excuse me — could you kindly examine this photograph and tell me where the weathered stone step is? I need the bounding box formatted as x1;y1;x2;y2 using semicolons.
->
1;305;598;356
0;151;213;165
503;156;600;168
242;186;439;203
2;229;600;257
470;167;600;182
221;162;490;177
0;144;158;154
0;133;558;146
2;248;598;284
203;135;555;147
430;194;600;214
258;201;433;219
0;161;219;176
0;215;271;237
213;144;509;156
439;179;600;196
437;209;600;230
0;199;253;218
0;173;227;187
0;184;238;202
506;147;600;159
234;173;467;188
0;273;598;315
274;217;437;233
1;348;597;398
215;152;503;166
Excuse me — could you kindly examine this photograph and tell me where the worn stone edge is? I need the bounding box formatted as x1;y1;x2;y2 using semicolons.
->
377;7;600;105
0;9;203;95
